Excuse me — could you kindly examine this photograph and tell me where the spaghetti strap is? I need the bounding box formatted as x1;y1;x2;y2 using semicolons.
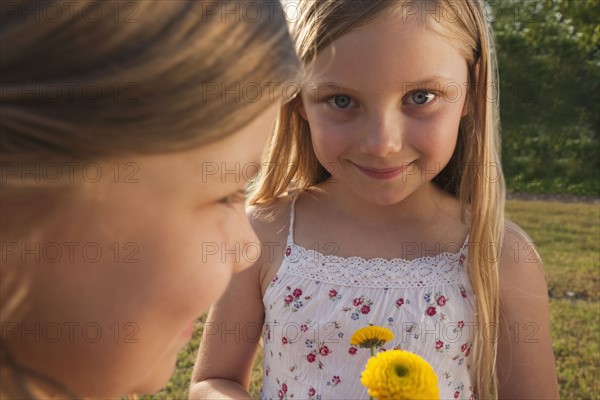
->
460;233;470;254
287;193;299;244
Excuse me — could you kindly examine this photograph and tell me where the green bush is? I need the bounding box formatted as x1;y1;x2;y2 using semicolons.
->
492;0;599;195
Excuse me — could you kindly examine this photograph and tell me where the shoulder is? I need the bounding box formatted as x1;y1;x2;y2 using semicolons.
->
498;219;549;312
499;219;544;281
504;219;536;247
495;222;559;397
247;194;296;294
247;194;294;243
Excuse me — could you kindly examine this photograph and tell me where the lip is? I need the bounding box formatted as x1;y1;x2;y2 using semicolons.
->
352;162;412;180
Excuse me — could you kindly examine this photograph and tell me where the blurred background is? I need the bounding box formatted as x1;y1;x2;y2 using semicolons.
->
492;0;599;196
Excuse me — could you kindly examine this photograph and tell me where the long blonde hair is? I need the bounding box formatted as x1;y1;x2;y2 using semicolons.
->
1;0;300;397
250;1;505;397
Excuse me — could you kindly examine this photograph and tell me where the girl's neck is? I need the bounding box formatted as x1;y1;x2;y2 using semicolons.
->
316;180;455;229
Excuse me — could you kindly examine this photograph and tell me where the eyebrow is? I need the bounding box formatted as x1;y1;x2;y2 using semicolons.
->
408;76;459;85
311;76;460;95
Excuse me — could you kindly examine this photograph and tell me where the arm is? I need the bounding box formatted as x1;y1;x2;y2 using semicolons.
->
189;260;265;399
497;222;560;399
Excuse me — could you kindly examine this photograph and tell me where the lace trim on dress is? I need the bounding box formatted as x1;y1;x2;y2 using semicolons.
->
283;192;469;288
283;241;469;289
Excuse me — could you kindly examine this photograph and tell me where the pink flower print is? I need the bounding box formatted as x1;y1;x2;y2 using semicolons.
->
460;285;467;298
348;347;357;355
426;306;437;316
282;383;288;393
282;337;288;345
329;289;337;298
459;253;466;264
454;390;460;399
319;346;330;356
285;246;291;257
396;298;404;307
278;390;284;399
458;320;465;329
437;295;447;306
332;375;341;385
300;324;308;332
283;286;311;311
308;388;316;396
307;353;316;363
435;340;444;350
344;296;373;320
461;343;471;356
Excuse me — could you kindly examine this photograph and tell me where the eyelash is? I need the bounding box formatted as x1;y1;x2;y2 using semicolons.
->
219;189;246;208
405;90;437;105
325;95;356;109
323;90;438;110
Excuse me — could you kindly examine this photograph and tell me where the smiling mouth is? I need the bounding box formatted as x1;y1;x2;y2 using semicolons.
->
352;162;413;180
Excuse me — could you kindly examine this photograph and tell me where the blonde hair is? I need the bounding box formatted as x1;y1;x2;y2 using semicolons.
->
1;0;300;397
250;1;505;398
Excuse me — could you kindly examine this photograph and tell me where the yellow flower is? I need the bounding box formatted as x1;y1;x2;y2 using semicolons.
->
360;349;440;400
350;326;394;349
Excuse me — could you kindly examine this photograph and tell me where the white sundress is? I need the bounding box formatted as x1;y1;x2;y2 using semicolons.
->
259;196;478;400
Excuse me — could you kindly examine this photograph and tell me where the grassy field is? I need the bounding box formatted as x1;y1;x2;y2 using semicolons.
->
142;199;600;399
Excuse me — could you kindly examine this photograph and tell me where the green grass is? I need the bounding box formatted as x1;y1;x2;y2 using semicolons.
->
550;299;599;398
142;199;599;399
505;200;599;302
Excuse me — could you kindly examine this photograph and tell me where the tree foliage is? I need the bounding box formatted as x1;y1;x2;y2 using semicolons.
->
489;0;599;194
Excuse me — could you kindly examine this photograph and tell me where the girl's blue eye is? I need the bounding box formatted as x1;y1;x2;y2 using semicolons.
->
408;91;436;105
327;95;354;109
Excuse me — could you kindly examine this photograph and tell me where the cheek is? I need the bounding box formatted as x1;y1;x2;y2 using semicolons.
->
157;208;235;309
407;126;456;181
309;118;352;161
413;109;461;155
176;204;259;298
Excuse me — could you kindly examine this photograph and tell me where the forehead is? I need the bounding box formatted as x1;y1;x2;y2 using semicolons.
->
129;105;277;201
308;16;467;87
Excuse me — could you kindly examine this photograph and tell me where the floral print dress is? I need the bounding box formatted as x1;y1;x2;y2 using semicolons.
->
260;198;478;400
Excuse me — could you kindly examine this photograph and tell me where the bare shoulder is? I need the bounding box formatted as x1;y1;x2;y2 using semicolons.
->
499;219;547;299
504;219;536;246
499;220;545;286
247;196;293;243
247;195;295;296
496;220;559;398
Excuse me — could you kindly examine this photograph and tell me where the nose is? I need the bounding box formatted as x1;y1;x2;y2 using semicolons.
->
231;203;261;274
359;110;403;157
